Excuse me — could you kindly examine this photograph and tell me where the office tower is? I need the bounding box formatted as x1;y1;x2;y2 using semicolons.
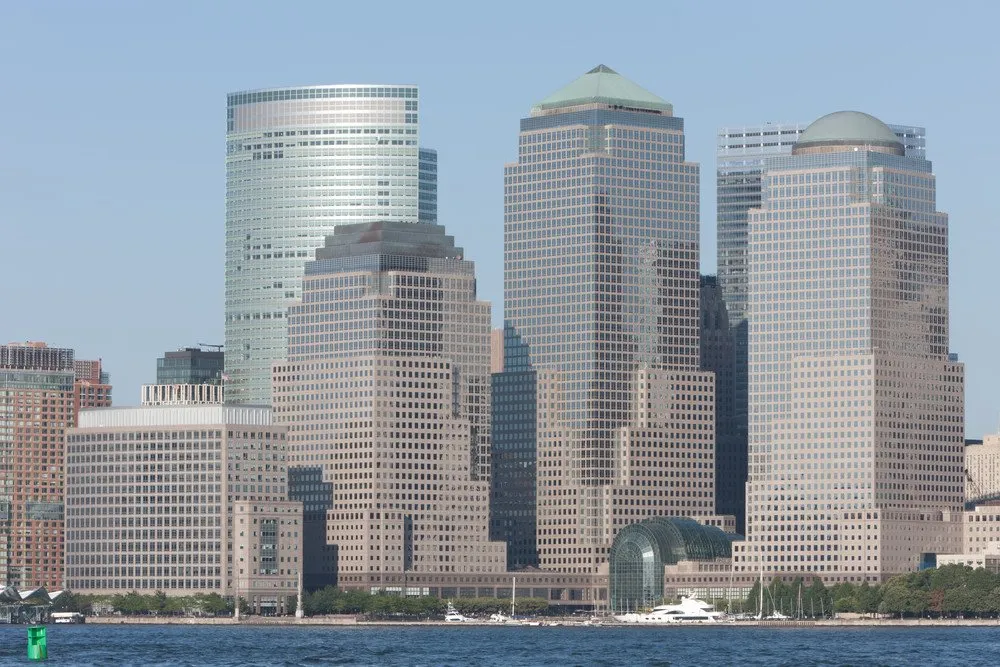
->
65;386;302;612
490;366;537;569
735;111;964;582
156;347;225;385
0;342;112;589
225;84;437;405
699;275;743;532
497;65;721;574
273;221;505;589
715;121;926;533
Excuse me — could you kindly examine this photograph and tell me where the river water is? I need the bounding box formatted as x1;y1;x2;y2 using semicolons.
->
0;623;993;666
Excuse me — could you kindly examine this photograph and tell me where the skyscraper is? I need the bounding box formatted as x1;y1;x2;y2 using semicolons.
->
735;111;964;582
273;221;505;589
0;342;112;589
715;120;926;530
225;85;436;405
495;65;720;574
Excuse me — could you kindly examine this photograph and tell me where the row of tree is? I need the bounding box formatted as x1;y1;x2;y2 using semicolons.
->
59;564;1000;619
58;591;237;617
302;587;551;617
60;587;553;619
737;565;1000;618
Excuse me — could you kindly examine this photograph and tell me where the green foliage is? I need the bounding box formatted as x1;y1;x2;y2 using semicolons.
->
299;587;550;618
738;567;1000;619
103;591;237;617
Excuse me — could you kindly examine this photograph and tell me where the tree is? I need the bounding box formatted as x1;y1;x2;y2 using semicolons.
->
857;581;880;616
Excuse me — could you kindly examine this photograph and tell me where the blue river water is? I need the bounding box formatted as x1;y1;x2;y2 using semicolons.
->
0;624;994;666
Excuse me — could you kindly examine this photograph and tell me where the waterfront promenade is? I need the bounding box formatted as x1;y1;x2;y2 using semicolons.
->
84;615;1000;628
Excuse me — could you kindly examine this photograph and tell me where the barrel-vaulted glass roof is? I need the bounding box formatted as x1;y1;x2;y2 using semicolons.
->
609;517;734;611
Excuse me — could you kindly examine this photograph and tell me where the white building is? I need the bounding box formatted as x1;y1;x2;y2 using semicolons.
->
65;385;302;613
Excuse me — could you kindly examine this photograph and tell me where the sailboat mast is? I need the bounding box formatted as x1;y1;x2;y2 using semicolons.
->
511;576;516;618
758;556;763;619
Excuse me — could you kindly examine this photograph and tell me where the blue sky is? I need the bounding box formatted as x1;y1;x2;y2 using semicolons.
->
1;0;997;436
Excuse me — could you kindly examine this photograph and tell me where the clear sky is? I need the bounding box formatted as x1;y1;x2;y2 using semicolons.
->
1;0;997;436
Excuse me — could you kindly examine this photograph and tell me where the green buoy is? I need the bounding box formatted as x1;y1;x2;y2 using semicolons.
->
27;625;47;661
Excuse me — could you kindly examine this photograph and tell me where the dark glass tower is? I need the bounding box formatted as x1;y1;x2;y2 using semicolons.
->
156;348;224;386
699;275;743;532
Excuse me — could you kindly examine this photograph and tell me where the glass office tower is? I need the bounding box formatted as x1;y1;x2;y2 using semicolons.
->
225;85;436;404
495;66;718;575
734;111;964;583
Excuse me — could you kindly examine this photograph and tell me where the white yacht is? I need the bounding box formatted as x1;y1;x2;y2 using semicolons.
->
615;597;725;624
444;602;472;623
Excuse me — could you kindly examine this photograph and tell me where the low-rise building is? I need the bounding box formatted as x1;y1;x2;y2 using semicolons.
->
64;385;302;613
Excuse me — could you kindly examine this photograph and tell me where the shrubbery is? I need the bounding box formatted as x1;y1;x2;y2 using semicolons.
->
741;565;1000;618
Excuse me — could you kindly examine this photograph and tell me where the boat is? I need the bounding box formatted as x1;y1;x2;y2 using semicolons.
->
614;596;725;624
51;611;85;624
444;602;472;623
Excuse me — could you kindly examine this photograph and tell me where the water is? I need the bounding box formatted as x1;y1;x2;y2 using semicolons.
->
0;624;994;666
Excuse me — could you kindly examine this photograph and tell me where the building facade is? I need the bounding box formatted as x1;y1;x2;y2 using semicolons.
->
699;275;743;532
225;84;437;405
965;433;1000;502
273;221;506;590
64;387;301;611
73;359;112;413
496;65;720;574
715;121;927;530
156;347;224;386
0;342;111;589
734;111;965;584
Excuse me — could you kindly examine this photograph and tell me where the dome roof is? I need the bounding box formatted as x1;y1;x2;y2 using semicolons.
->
794;111;902;153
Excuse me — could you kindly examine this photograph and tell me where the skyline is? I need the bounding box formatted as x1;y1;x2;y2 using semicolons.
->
1;1;998;436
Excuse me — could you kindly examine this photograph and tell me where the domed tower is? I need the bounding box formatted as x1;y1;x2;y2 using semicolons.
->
791;110;905;156
735;110;964;585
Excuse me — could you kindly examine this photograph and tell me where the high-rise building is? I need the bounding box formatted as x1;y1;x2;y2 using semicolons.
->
273;221;505;589
65;386;302;611
156;347;224;386
734;111;965;583
0;342;111;589
715;120;926;535
225;84;437;405
699;276;743;532
495;65;722;574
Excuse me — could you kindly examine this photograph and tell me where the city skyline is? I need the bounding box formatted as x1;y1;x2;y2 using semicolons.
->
2;1;998;437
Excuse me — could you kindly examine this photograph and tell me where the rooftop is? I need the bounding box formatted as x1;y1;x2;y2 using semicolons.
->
532;64;672;115
793;111;903;154
314;221;464;262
